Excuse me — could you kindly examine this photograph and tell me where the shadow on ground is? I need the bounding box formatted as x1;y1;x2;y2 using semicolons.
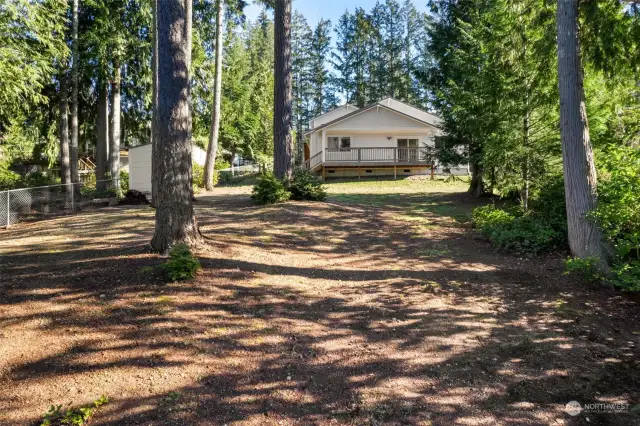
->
0;183;638;425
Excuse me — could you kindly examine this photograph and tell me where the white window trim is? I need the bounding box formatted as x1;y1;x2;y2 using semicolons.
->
395;136;423;148
327;135;352;150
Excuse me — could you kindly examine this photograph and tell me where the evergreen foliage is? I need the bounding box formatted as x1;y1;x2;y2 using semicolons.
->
288;169;327;201
251;172;291;204
162;244;201;281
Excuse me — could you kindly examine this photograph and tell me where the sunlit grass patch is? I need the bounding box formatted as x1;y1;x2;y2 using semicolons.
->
156;295;174;305
554;299;585;318
421;280;442;291
417;248;450;259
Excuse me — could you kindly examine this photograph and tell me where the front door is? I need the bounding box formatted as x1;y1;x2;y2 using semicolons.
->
398;138;419;161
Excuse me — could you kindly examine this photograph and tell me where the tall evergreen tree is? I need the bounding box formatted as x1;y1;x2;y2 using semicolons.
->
151;0;200;251
70;0;80;184
310;19;332;115
291;11;313;164
203;0;224;190
556;0;605;262
273;0;293;179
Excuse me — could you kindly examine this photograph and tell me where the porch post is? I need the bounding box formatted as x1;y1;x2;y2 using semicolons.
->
321;130;327;163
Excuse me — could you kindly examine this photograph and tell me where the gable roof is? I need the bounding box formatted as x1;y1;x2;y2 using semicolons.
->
311;103;358;122
304;98;441;136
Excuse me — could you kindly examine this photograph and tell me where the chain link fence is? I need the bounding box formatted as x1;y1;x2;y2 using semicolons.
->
0;178;121;228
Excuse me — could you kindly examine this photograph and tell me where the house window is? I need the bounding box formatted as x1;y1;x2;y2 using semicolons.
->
328;136;351;150
398;138;420;161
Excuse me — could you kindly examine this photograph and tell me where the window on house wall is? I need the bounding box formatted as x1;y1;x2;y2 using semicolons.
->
328;136;351;150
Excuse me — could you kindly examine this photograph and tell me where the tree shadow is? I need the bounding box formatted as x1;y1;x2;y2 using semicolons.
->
0;185;638;425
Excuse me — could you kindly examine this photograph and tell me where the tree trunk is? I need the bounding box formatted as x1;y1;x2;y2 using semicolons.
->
203;0;223;191
150;0;200;252
273;0;293;180
70;0;79;184
109;65;122;195
556;0;606;262
468;160;484;197
522;107;530;211
96;79;109;191
59;71;71;186
151;0;158;206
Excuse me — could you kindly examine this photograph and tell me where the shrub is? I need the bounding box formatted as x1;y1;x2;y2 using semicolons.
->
251;173;291;204
472;204;515;231
287;169;327;201
162;244;201;281
119;170;129;193
591;145;640;291
564;256;605;285
192;162;220;191
610;261;640;292
0;166;20;190
472;205;563;255
22;171;58;188
192;162;204;191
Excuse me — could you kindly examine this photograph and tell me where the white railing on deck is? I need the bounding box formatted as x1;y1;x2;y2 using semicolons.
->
324;147;425;163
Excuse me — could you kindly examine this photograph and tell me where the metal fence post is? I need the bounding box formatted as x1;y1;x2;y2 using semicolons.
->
71;183;75;211
6;191;10;229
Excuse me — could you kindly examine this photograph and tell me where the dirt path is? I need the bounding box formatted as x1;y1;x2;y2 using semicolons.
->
0;181;638;425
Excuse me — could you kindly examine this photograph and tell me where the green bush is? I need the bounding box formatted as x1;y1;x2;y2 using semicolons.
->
588;145;640;291
0;165;20;190
192;163;204;191
564;256;605;285
251;173;291;204
287;168;327;201
192;163;220;191
472;205;564;255
119;170;129;193
593;146;640;260
162;244;201;281
472;204;516;231
22;171;58;188
610;261;640;292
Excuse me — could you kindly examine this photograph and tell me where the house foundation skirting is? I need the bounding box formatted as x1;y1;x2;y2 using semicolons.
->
319;165;435;180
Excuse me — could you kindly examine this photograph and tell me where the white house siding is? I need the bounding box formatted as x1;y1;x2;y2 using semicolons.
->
327;107;427;131
378;98;443;128
310;133;318;158
129;144;207;194
129;144;153;193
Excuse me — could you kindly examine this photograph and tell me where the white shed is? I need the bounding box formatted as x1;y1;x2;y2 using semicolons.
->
128;144;207;193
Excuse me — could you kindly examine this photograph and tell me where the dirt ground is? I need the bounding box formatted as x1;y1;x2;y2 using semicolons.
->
0;179;638;426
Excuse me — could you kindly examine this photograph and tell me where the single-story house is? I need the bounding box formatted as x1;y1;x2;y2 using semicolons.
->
304;97;468;178
128;144;207;193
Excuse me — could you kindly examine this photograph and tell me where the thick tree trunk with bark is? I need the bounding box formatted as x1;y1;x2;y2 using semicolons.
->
273;0;293;180
203;0;223;191
150;0;200;252
109;65;122;194
96;79;109;191
468;160;484;197
556;0;606;262
59;71;71;185
151;0;158;206
70;0;79;184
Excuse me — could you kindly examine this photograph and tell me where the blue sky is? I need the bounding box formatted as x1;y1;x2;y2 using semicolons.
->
244;0;427;29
